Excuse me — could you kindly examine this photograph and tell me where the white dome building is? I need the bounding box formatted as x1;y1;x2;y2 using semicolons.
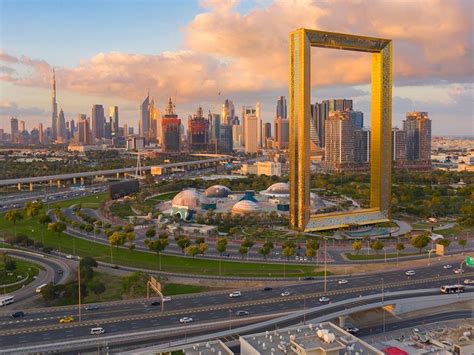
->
171;189;204;209
231;200;261;215
260;182;290;198
204;185;232;198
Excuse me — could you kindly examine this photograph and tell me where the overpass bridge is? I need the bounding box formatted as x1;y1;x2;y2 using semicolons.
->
0;157;230;191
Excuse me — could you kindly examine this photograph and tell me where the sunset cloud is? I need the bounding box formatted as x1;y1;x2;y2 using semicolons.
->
0;0;472;106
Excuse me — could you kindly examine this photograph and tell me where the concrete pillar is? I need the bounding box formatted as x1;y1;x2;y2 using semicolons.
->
73;177;77;184
80;177;84;185
17;183;21;191
338;315;347;328
29;182;33;191
116;172;120;178
57;180;61;188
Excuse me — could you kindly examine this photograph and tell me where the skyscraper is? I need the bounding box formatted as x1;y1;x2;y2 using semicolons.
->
161;98;181;152
188;107;210;151
109;106;119;136
10;117;18;143
232;124;243;150
91;104;105;141
276;96;287;118
77;114;91;145
324;110;355;172
140;92;150;138
241;105;256;146
256;102;262;148
244;114;258;153
392;128;407;162
263;122;272;148
219;124;233;153
404;112;431;163
312;99;353;148
222;99;235;125
274;117;289;149
58;108;66;141
38;123;44;144
51;69;58;141
349;110;364;129
354;129;370;162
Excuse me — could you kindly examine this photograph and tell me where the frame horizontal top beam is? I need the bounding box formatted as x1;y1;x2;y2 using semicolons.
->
296;28;391;53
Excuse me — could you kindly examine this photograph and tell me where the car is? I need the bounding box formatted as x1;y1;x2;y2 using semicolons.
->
443;265;452;269
453;268;464;274
229;291;242;298
150;301;161;306
179;317;193;324
90;327;105;335
263;287;273;291
345;327;360;334
235;310;250;316
66;255;74;259
281;291;291;297
85;305;100;311
303;276;315;280
59;316;74;324
111;265;120;269
11;311;24;318
463;279;474;285
162;296;172;302
405;270;416;276
319;296;330;302
338;279;348;285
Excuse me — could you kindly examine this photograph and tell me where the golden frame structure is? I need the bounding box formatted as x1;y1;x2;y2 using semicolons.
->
289;29;392;231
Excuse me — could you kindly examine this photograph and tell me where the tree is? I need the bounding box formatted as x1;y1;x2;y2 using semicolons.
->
48;222;67;242
458;239;467;249
352;240;362;255
437;239;451;249
305;248;316;260
124;224;134;233
176;236;191;253
282;246;295;260
146;238;169;270
370;240;384;254
242;237;255;249
4;210;23;237
198;242;209;255
411;233;431;253
80;256;98;269
238;245;249;259
185;245;200;258
109;232;126;248
89;280;106;299
195;237;205;245
24;200;43;218
5;258;16;271
396;242;405;252
258;246;271;259
145;227;156;239
216;237;228;256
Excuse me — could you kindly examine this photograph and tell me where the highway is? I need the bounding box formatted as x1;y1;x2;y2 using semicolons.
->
0;263;472;349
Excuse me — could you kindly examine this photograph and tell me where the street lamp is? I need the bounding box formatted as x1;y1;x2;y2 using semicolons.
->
229;309;232;330
324;237;328;293
381;277;385;333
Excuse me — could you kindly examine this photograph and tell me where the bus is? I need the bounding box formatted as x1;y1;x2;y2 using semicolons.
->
0;295;14;307
36;283;48;293
440;285;465;294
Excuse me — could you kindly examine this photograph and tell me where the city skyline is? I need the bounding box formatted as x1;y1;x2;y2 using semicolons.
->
0;0;473;136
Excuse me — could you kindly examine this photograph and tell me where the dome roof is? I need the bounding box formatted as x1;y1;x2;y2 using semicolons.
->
204;185;231;198
232;200;261;214
172;189;204;209
264;182;289;195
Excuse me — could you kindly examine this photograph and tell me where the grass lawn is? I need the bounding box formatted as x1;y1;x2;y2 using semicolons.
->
146;191;178;203
109;201;134;219
0;257;40;293
49;193;108;210
345;251;425;260
162;283;210;296
435;226;466;237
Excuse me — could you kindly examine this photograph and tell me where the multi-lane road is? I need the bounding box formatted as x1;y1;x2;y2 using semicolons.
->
0;263;472;349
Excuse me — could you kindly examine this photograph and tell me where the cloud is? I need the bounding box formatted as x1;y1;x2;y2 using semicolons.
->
0;101;49;117
0;0;472;106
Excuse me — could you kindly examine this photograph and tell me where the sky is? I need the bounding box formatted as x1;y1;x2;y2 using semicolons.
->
0;0;473;136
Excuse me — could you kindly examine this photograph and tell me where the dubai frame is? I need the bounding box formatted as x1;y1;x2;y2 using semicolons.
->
289;29;392;231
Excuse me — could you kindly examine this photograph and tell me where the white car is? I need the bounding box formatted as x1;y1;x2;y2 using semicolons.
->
338;279;348;285
405;270;416;276
66;255;74;259
454;268;464;274
229;291;242;298
443;265;452;269
162;296;172;302
463;279;474;285
319;296;330;303
281;291;291;297
179;317;193;324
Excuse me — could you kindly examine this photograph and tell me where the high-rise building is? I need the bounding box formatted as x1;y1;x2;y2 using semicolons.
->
188;107;210;151
140;92;150;138
324;110;355;172
91;104;105;141
241;105;256;146
219;124;233;153
222;99;235;125
274;117;289;150
328;98;353;112
104;118;112;139
109;106;119;136
256;102;263;148
354;129;370;162
232;124;243;150
161;98;181;152
38;123;44;144
58;108;66;141
404;112;431;163
69;119;75;138
312;99;353;148
263;122;272;148
392;128;407;162
349;110;364;129
51;69;58;140
244;114;258;153
149;99;160;143
276;96;287;118
77;114;91;145
10;117;19;143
